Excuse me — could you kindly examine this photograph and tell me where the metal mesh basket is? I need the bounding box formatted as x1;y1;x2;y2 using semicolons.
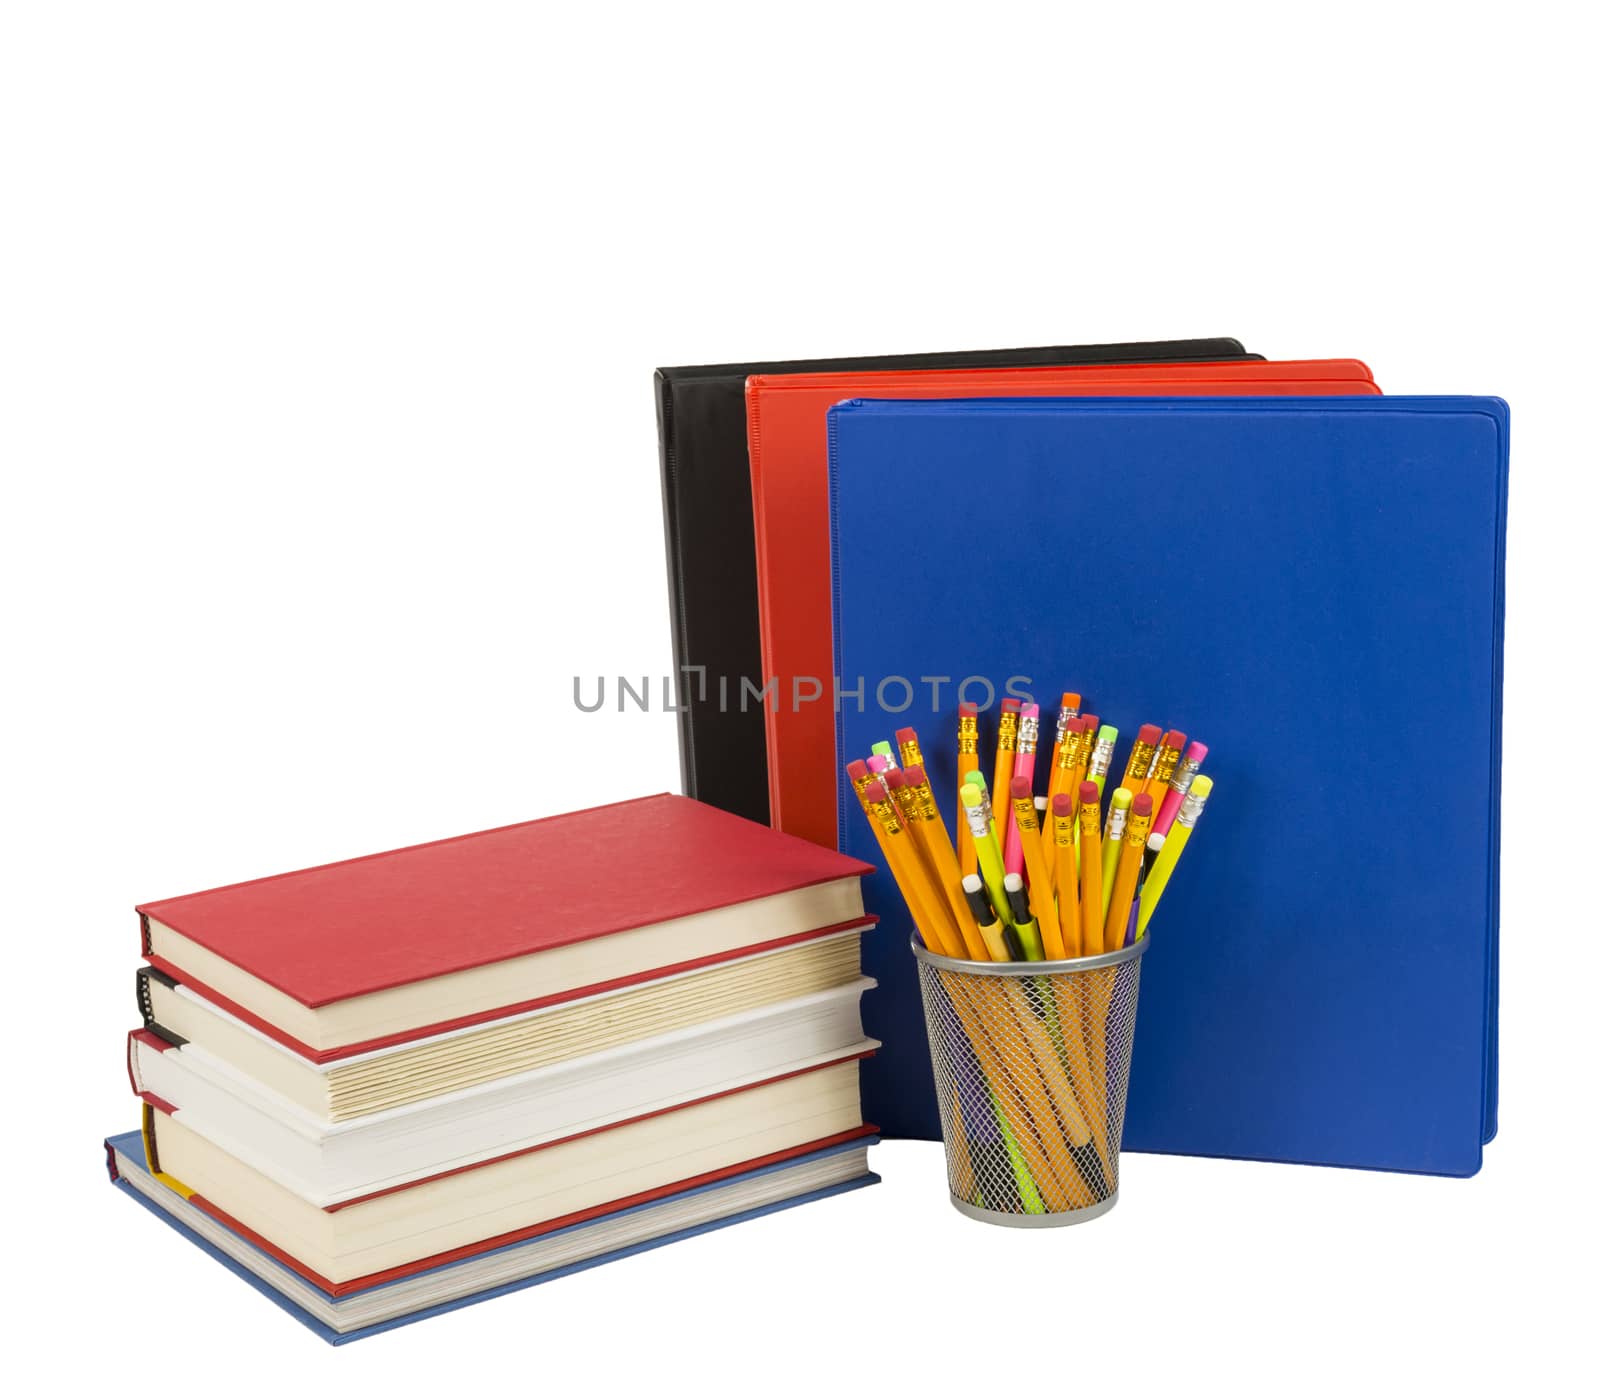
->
913;936;1147;1227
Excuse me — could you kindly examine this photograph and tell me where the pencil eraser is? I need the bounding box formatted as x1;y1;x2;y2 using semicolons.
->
871;740;893;759
1162;730;1187;752
962;874;984;894
1000;697;1021;713
865;781;888;803
1077;713;1099;734
1079;779;1099;803
959;782;982;807
1052;792;1073;813
1004;873;1024;893
1110;787;1133;807
904;764;927;788
1137;724;1161;745
1148;833;1166;851
1020;702;1040;719
1098;724;1119;742
868;754;890;774
895;727;919;746
884;767;906;789
1131;792;1153;815
1034;795;1048;811
964;769;986;787
1061;692;1081;709
1186;742;1210;765
959;702;978;717
1191;775;1214;798
1011;773;1031;795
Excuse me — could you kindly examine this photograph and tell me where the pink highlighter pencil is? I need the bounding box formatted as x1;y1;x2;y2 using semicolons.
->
1003;703;1041;877
1152;741;1209;838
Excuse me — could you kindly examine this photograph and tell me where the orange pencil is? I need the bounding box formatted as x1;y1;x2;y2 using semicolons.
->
1044;718;1091;886
1051;792;1081;958
1076;780;1105;956
991;698;1022;861
864;780;964;958
1120;724;1161;794
1042;691;1083;811
1009;779;1064;959
1105;791;1154;951
904;764;988;961
956;703;980;876
1143;730;1187;820
1062;712;1099;824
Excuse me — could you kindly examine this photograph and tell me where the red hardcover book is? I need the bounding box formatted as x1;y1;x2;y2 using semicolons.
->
746;358;1382;847
139;794;872;1059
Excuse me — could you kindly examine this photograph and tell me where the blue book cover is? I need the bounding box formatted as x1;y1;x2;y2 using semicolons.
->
105;1130;879;1342
828;395;1506;1176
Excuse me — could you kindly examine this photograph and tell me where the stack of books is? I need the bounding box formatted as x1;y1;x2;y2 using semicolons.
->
108;794;880;1342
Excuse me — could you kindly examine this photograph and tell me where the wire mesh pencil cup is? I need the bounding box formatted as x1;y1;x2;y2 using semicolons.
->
913;936;1147;1227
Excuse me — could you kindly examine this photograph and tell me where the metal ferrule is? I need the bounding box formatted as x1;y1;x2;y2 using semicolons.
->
873;797;905;836
1011;796;1039;833
1017;714;1038;756
1176;789;1210;829
997;710;1019;752
1079;800;1102;836
1089;736;1115;780
912;779;941;822
1151;744;1181;785
962;797;991;839
900;738;924;770
1126;809;1153;851
1168;755;1200;796
1126;742;1156;785
957;716;978;755
1053;811;1074;850
1107;805;1129;842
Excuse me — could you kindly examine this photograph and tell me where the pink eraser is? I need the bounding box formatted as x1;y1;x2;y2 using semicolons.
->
1186;742;1210;766
905;764;928;788
865;781;888;803
884;767;906;789
1020;703;1040;719
1137;724;1161;745
867;754;890;774
1001;697;1021;711
846;759;869;781
895;726;919;746
959;702;978;717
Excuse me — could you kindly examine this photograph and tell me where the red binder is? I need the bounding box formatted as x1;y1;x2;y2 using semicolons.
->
747;359;1381;848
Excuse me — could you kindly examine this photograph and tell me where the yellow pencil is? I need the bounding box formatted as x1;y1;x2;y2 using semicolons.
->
1105;791;1153;951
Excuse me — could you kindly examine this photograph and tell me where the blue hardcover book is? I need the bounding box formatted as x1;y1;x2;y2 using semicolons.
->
105;1130;879;1342
828;395;1506;1176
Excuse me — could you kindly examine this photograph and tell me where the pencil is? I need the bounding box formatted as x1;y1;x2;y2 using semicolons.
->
1009;781;1064;959
1051;793;1081;958
1120;723;1161;794
864;779;964;958
1105;791;1153;951
1138;775;1212;935
904;764;988;961
1143;730;1186;820
991;699;1022;862
956;703;979;876
1076;780;1105;955
1100;786;1133;921
1003;704;1040;877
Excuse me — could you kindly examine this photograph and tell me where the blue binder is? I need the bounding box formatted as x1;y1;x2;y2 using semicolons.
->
829;395;1506;1176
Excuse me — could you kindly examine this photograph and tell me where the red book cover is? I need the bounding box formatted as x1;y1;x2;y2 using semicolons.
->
745;358;1381;848
138;793;871;1009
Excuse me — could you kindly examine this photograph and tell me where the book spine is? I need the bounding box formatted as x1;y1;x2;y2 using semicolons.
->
135;966;188;1047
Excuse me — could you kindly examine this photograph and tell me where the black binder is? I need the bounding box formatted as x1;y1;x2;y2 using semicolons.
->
654;338;1257;824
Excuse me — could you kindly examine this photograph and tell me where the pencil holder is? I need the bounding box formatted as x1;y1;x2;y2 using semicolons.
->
912;936;1147;1227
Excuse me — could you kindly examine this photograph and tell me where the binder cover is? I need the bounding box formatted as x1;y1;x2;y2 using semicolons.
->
106;1130;879;1344
829;396;1506;1175
655;338;1255;825
748;359;1380;848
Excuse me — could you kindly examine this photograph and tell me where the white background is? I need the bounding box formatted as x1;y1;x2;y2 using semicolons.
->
3;2;1594;1372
